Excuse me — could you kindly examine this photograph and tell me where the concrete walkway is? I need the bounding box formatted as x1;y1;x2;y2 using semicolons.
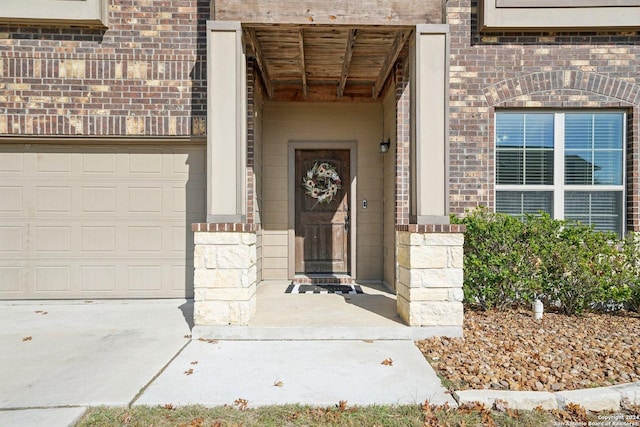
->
0;297;454;426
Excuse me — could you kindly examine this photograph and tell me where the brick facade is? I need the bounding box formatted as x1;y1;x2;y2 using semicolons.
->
0;0;209;137
447;0;640;230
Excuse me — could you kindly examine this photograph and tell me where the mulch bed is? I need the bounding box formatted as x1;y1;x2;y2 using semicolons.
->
417;308;640;392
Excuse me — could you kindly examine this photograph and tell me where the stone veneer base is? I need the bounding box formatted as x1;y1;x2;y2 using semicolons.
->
192;223;258;326
396;224;465;327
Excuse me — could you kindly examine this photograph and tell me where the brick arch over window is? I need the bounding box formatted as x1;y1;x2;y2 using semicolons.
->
481;70;640;232
483;70;640;107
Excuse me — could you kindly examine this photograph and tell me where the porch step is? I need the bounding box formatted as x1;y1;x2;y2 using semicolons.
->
192;325;463;341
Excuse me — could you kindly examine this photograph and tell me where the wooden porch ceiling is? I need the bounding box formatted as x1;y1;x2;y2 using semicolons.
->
242;25;413;102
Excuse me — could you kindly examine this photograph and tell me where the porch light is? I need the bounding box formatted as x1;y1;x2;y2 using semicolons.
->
379;139;391;154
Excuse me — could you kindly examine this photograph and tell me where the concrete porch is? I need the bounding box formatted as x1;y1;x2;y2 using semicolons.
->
192;281;462;340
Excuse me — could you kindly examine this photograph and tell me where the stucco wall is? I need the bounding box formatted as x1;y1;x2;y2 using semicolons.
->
447;0;640;229
0;0;208;137
261;102;384;281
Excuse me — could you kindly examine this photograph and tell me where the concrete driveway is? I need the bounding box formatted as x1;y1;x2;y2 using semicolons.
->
0;299;193;426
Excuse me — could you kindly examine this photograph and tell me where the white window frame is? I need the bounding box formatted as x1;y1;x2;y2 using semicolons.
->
495;111;626;233
0;0;108;28
481;0;640;31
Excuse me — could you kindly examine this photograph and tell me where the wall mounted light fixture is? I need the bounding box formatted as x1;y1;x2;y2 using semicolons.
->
379;139;391;154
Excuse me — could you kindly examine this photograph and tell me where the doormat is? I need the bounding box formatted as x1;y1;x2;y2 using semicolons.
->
285;283;364;295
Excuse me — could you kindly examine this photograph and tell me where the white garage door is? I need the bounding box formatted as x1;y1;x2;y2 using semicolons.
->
0;143;206;299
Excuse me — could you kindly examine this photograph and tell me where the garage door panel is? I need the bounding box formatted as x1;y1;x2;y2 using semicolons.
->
82;152;117;173
82;187;117;213
129;152;163;174
81;226;116;252
35;226;72;252
129;187;163;213
0;152;23;172
0;187;22;212
35;266;71;293
128;226;163;252
80;266;116;292
0;267;22;292
0;227;22;252
36;186;72;213
128;265;163;292
37;152;72;172
173;149;205;174
0;144;205;299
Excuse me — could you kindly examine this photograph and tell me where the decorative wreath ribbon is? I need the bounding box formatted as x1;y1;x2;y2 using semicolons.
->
301;162;342;204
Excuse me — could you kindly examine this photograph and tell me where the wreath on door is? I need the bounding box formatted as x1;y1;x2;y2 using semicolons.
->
301;162;342;204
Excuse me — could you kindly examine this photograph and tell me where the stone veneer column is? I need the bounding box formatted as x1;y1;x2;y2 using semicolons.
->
192;223;258;325
396;224;465;327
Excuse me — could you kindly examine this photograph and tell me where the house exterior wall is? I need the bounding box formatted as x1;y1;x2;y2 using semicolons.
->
0;0;208;138
447;0;640;231
383;84;396;289
261;102;384;281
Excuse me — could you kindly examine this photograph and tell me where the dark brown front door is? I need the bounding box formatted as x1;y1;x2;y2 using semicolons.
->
295;149;350;274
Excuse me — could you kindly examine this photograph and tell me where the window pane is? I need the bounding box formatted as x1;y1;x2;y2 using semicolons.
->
496;191;553;217
565;191;622;236
565;151;593;185
594;114;623;150
594;151;623;185
565;113;593;150
565;112;624;186
496;114;524;148
525;149;554;185
496;113;554;185
496;150;523;185
525;114;554;148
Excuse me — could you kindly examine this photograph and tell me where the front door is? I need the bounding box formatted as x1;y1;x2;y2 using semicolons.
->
295;149;350;274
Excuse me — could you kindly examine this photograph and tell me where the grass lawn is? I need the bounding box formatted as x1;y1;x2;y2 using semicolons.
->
75;401;600;427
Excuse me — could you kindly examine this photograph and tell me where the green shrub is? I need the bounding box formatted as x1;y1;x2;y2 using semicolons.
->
454;208;636;315
620;234;640;313
452;207;539;311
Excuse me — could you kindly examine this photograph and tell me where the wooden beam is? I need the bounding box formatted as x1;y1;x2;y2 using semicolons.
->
213;0;444;25
298;29;308;98
245;28;274;99
271;83;379;102
372;29;411;99
337;29;357;98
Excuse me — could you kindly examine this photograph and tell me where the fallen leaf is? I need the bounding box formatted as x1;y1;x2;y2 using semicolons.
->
184;368;193;375
22;336;32;342
382;358;393;366
274;380;283;387
493;399;509;412
190;361;198;365
234;398;248;410
416;309;640;392
34;311;48;315
186;416;204;427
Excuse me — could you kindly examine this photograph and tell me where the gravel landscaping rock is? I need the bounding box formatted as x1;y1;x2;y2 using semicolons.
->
417;309;640;392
